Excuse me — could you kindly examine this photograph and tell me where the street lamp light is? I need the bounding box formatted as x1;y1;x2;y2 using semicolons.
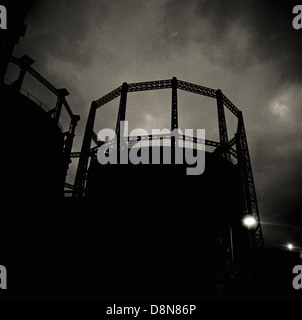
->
229;216;258;275
243;215;257;228
242;215;258;254
287;243;293;251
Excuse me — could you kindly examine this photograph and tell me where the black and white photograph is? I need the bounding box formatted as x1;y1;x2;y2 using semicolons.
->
0;0;301;308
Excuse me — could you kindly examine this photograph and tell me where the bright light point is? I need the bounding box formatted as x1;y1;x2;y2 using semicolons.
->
243;216;257;228
287;244;293;251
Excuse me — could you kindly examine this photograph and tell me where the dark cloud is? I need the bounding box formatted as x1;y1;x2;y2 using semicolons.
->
162;0;302;83
159;0;302;248
8;0;302;249
22;0;110;68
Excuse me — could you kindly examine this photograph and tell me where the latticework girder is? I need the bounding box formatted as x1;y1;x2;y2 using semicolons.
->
128;79;172;92
177;80;216;98
72;77;265;252
236;112;264;250
95;86;122;109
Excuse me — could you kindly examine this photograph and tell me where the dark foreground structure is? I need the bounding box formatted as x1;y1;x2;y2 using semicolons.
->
0;1;301;300
1;69;301;300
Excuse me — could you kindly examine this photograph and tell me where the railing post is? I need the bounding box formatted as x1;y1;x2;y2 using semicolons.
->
54;88;69;124
12;55;34;92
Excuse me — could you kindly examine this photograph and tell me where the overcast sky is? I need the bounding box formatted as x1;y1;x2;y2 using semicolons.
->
7;0;302;250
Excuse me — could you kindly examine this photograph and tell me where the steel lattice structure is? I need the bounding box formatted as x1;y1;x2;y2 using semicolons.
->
72;77;264;250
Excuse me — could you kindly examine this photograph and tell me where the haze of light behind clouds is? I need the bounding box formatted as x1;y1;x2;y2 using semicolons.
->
8;0;302;249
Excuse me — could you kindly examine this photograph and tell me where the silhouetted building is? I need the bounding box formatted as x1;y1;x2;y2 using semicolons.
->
0;0;32;83
69;78;268;299
1;55;80;300
1;4;298;299
2;56;79;201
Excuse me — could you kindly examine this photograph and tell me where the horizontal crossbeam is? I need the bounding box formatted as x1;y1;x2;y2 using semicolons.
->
177;80;217;98
128;79;172;92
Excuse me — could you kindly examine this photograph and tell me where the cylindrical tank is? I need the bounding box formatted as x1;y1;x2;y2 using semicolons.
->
3;85;65;201
83;144;251;298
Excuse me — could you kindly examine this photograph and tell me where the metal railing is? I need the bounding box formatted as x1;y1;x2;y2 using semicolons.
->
4;78;64;131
